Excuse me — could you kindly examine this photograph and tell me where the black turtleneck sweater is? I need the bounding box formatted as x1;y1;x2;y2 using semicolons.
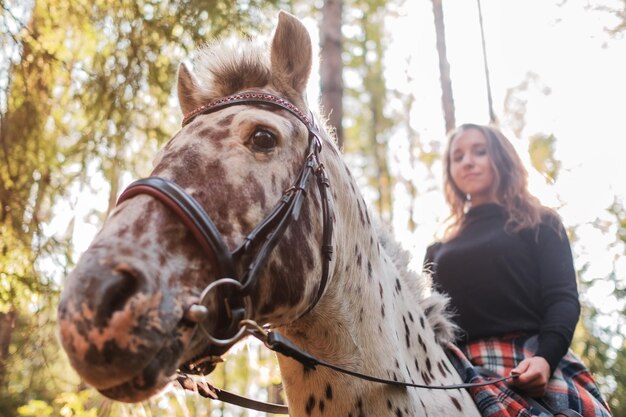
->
424;203;580;372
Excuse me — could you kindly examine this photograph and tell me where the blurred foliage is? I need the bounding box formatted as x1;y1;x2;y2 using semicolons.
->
593;0;626;34
343;0;397;222
528;133;561;184
18;390;98;417
501;71;551;139
599;11;626;411
610;198;626;248
592;198;626;413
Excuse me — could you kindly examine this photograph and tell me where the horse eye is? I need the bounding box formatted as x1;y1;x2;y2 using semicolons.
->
250;129;277;152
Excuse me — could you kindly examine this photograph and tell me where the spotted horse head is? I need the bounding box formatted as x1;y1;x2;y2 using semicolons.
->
57;10;339;402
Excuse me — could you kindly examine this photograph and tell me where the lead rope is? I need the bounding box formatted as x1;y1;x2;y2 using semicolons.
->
177;321;519;415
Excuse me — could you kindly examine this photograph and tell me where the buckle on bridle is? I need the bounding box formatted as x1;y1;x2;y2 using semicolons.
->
189;278;252;347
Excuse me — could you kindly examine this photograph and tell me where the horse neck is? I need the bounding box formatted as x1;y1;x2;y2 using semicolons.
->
275;159;479;416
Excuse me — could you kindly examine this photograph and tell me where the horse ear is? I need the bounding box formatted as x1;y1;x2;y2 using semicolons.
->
177;62;203;116
270;11;312;99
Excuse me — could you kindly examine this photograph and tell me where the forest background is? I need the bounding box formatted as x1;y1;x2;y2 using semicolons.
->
1;0;625;416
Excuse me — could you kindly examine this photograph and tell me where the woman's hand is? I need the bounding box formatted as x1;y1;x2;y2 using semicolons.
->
510;356;551;398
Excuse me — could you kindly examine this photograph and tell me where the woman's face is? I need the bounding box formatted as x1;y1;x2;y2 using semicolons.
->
449;128;496;206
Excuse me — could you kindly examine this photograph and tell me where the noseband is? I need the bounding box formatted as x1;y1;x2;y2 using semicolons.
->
116;91;334;372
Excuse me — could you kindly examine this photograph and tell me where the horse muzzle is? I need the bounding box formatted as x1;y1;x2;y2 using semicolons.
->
57;250;190;401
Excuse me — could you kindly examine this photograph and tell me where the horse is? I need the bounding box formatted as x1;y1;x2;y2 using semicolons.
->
57;11;482;417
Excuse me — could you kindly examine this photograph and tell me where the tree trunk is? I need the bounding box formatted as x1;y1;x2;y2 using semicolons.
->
106;155;121;217
320;0;344;149
0;310;16;388
431;0;456;133
477;0;497;124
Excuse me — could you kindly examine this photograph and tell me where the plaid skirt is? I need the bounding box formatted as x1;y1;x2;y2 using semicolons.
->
446;334;612;417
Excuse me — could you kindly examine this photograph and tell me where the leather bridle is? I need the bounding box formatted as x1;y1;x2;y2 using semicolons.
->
116;90;335;373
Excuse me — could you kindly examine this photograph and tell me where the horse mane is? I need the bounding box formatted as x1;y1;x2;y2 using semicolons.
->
190;37;271;101
376;222;459;345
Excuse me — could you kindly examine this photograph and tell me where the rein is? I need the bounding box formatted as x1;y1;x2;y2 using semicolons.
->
175;320;519;415
116;90;517;415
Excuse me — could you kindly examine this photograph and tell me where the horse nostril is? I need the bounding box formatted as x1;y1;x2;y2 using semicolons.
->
94;263;142;327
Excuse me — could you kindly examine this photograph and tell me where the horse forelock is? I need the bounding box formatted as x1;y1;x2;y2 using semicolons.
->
191;39;271;102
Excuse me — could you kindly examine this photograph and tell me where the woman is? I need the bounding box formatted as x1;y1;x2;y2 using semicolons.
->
424;124;611;416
